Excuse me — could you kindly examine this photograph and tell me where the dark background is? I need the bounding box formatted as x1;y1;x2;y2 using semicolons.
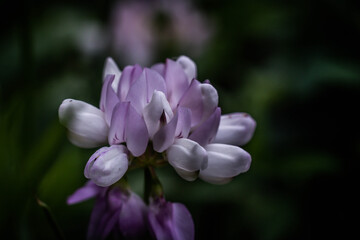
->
1;0;359;239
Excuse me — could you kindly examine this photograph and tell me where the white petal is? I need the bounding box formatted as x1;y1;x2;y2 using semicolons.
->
167;138;207;181
197;175;232;185
200;83;218;122
143;91;173;138
213;113;256;146
67;131;106;149
199;144;251;184
84;145;129;187
103;57;122;92
173;168;199;181
59;99;108;148
176;55;197;82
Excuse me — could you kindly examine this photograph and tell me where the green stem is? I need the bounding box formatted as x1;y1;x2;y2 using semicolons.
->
144;166;164;204
144;167;151;204
36;196;65;240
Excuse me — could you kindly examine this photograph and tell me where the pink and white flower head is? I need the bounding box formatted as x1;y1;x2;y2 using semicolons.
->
59;56;256;187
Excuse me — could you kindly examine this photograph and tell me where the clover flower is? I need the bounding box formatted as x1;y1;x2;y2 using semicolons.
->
59;55;255;186
59;56;256;239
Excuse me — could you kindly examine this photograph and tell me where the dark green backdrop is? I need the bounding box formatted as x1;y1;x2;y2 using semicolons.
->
1;0;359;239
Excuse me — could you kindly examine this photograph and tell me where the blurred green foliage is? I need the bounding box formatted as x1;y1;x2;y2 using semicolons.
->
1;0;359;239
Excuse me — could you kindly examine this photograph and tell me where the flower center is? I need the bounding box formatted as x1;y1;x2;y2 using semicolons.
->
128;143;167;170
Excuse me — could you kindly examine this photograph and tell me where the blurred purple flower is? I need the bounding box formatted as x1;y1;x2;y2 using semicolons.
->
68;181;147;239
110;0;214;65
148;196;194;240
59;55;256;186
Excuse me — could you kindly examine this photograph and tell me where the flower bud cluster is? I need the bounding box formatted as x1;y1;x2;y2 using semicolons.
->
59;56;256;186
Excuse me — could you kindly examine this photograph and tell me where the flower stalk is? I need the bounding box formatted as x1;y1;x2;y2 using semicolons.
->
144;166;163;204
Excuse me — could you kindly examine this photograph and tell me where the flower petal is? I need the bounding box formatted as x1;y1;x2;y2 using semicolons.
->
200;83;218;122
87;188;122;240
152;107;191;153
198;175;232;185
172;168;200;182
143;90;173;138
199;143;251;184
178;80;219;128
174;107;192;139
108;102;149;156
178;79;203;126
166;138;207;181
100;210;120;240
108;102;127;145
170;203;195;240
189;107;221;146
126;68;167;114
87;197;111;240
152;111;178;153
118;192;148;238
125;102;150;156
213;113;256;146
164;59;190;109
148;198;194;240
176;55;197;81
103;57;121;92
117;64;142;101
100;74;120;125
59;99;108;148
148;201;172;240
67;181;102;205
84;145;129;187
151;63;165;77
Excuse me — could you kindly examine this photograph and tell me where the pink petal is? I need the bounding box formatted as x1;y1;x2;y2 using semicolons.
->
102;57;121;92
108;102;149;156
117;64;142;101
125;102;149;156
151;63;165;77
108;102;128;145
100;74;120;125
153;107;191;153
148;198;194;240
174;107;192;139
178;79;203;127
126;68;167;115
152;110;179;153
189;107;221;146
118;192;148;238
164;59;190;109
170;203;195;240
67;181;101;205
